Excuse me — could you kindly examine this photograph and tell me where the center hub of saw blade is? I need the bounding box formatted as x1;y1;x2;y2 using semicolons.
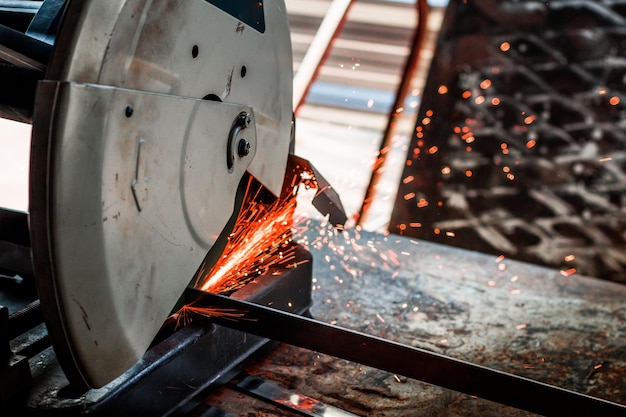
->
180;101;257;249
227;111;252;172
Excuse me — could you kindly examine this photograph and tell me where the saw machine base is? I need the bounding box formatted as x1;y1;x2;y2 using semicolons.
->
0;216;313;416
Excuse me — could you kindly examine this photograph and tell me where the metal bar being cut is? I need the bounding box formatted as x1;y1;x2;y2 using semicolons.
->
185;288;626;417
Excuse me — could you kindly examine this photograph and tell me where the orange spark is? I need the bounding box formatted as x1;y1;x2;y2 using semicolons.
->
276;394;320;412
193;172;310;295
169;304;250;330
199;213;297;292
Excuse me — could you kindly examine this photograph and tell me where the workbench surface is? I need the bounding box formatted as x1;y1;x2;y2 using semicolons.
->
201;220;626;416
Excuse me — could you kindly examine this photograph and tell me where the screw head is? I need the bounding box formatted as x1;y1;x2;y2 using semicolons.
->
238;139;251;157
237;112;251;128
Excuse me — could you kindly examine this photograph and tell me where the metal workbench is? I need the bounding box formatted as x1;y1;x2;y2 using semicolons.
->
201;219;626;416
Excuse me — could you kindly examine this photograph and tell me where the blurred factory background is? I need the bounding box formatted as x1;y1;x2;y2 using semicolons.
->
389;0;626;284
2;0;626;284
288;0;446;231
290;0;626;285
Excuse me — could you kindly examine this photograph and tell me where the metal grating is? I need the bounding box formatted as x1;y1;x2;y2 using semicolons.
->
390;0;626;283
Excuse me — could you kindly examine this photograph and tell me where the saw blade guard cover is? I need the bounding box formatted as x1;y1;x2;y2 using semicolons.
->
29;0;294;389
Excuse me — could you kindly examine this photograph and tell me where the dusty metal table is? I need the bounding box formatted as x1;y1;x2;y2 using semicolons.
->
199;219;626;416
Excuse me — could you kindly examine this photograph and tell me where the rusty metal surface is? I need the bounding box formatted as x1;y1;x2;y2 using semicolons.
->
389;0;626;284
199;220;626;416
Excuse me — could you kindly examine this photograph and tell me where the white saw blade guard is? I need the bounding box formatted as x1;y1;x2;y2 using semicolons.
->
29;0;293;389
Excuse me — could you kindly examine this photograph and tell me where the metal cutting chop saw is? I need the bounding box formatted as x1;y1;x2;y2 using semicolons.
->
29;0;296;391
1;0;344;412
3;1;626;416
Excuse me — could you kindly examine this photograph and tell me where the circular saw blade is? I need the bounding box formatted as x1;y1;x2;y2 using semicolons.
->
29;0;293;389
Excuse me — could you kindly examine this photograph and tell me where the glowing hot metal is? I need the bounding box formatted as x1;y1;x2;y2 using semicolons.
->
192;154;345;296
195;177;302;295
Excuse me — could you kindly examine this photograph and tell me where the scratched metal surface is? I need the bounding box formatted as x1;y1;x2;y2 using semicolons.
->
201;219;626;416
